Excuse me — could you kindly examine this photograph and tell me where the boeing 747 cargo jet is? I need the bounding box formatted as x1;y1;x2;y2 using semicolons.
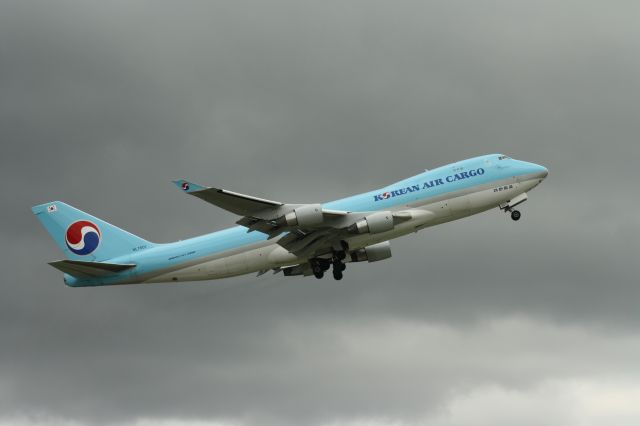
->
32;154;547;286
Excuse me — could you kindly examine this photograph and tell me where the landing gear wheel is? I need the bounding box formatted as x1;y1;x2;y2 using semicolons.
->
312;262;324;279
320;259;331;272
332;259;346;280
510;210;521;221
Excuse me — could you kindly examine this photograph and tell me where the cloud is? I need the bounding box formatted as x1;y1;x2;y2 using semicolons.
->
2;0;640;424
3;317;640;425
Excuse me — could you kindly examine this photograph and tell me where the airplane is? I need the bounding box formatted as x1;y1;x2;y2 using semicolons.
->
32;154;548;286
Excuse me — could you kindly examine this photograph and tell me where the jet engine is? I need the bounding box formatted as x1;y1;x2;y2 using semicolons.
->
350;241;392;263
348;211;394;234
280;204;324;227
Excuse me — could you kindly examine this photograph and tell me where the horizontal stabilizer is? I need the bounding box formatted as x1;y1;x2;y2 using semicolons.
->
49;260;135;278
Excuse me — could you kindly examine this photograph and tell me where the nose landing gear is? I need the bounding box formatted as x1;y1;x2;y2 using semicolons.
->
500;192;528;222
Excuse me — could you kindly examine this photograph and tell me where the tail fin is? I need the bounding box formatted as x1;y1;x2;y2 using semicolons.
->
31;201;154;261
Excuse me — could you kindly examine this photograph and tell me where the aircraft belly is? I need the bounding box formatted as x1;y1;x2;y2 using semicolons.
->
143;258;226;282
429;200;452;218
223;251;249;276
211;245;278;279
448;194;472;215
469;182;520;210
144;244;278;282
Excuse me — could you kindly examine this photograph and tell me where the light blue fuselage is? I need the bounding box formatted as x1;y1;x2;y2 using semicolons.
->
65;154;548;286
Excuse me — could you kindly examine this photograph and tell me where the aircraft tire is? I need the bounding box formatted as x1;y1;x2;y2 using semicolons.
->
511;210;521;221
312;262;324;279
333;270;343;280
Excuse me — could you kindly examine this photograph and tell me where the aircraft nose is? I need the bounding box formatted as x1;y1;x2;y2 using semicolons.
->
535;164;549;179
516;160;548;179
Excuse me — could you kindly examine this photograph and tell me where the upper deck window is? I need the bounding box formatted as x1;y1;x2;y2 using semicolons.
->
498;155;510;160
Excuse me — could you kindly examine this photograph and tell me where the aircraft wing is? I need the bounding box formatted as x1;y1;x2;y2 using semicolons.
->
173;179;417;257
173;179;286;217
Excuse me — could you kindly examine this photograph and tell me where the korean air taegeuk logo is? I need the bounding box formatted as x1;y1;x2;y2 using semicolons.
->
65;220;101;255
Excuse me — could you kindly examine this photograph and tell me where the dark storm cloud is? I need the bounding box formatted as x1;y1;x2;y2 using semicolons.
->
2;1;640;425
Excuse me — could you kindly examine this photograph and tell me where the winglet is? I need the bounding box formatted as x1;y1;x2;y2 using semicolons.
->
172;179;208;193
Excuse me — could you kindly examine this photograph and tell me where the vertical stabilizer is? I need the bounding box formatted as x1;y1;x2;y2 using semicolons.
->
31;201;154;261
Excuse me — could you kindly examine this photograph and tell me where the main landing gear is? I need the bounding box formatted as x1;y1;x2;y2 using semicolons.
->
311;261;325;279
332;257;346;280
311;250;347;280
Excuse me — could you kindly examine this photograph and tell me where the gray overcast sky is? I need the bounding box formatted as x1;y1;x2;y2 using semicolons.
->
2;1;640;425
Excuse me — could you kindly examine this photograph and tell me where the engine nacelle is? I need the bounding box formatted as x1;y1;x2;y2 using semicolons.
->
348;211;394;234
350;241;392;263
282;204;323;227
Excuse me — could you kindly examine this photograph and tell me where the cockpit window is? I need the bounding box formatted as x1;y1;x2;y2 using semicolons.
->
498;155;511;160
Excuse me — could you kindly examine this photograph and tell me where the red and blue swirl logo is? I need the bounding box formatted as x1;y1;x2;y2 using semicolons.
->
65;221;101;255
